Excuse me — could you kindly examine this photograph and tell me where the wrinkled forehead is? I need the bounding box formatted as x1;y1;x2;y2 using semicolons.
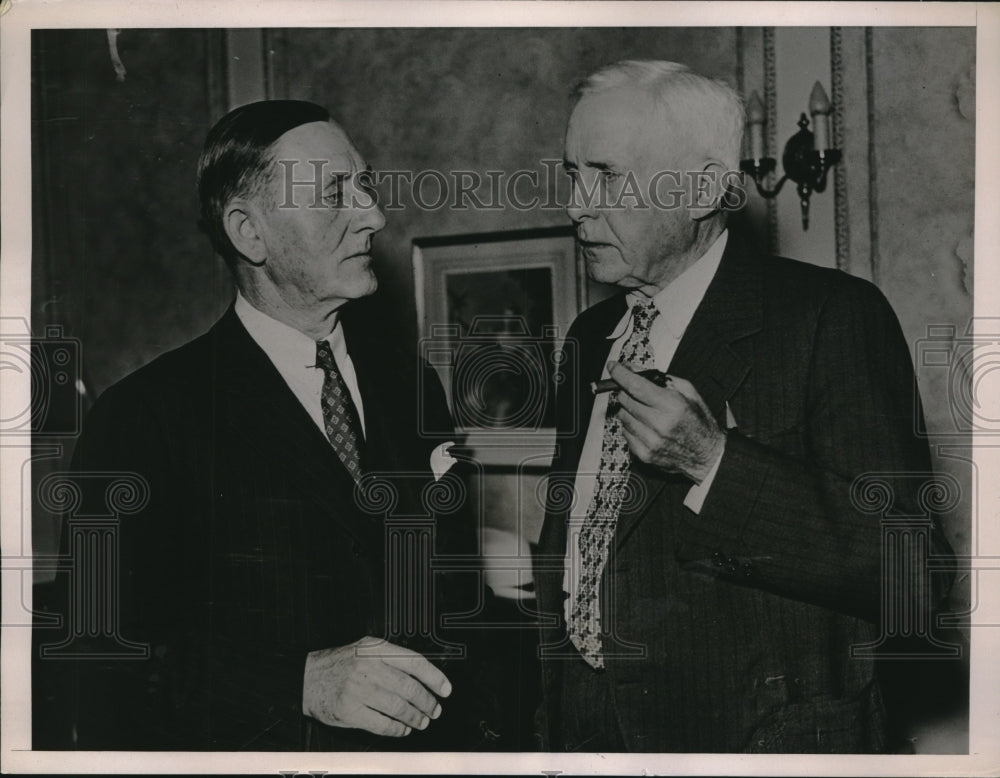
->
269;119;365;171
565;86;691;168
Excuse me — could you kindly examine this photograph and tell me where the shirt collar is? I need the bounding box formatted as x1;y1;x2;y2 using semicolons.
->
234;292;342;373
608;229;728;340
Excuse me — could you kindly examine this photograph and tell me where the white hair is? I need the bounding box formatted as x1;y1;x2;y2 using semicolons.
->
572;59;745;169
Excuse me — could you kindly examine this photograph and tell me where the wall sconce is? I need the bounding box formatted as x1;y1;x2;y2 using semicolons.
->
739;82;841;230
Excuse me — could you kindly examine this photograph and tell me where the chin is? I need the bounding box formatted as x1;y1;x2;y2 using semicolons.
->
586;258;627;287
354;269;379;298
330;270;378;303
347;278;378;301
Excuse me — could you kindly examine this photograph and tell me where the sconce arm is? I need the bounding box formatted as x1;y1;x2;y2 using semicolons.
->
739;158;788;199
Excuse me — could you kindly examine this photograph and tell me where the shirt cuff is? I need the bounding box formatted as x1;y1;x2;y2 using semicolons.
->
683;436;726;514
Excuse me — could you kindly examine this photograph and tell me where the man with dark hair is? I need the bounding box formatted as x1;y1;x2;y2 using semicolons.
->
40;101;488;750
534;60;954;753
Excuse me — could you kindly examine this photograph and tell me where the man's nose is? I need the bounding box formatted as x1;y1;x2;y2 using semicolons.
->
565;180;596;222
367;203;387;233
566;199;583;222
355;198;386;233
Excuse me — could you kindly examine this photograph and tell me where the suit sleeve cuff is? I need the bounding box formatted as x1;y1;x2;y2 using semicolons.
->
683;435;726;514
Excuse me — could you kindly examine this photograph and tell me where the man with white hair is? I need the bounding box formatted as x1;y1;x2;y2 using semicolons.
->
535;60;952;752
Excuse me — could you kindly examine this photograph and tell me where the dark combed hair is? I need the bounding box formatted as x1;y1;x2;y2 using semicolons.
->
197;100;330;266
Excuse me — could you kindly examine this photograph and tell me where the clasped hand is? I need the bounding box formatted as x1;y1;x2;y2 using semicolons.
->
303;636;452;737
609;361;725;483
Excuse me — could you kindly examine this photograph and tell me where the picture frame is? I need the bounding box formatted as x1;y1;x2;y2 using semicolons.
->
413;225;613;466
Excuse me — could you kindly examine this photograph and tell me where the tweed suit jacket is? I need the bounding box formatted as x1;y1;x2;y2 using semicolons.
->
535;237;952;753
42;305;486;751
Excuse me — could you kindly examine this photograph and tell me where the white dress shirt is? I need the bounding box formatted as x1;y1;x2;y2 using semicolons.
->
234;293;366;438
563;230;729;619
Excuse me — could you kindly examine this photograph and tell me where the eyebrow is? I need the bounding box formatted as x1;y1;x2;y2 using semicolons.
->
326;164;373;182
561;158;617;172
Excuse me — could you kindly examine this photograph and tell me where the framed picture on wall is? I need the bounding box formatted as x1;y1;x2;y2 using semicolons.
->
413;225;613;466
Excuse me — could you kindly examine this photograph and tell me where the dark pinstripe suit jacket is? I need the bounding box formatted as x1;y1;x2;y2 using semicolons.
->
51;306;483;750
535;237;952;753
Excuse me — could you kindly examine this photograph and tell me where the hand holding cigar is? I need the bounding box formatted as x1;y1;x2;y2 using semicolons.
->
591;368;671;394
605;362;725;484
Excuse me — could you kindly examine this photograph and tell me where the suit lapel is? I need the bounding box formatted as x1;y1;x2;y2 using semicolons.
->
342;316;437;523
616;238;764;546
667;239;762;412
343;323;398;475
211;308;375;548
555;295;629;476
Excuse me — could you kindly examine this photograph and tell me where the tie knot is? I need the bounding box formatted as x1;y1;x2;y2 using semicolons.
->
630;299;658;333
315;339;337;373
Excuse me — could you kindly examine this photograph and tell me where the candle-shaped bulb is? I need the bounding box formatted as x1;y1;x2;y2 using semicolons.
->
747;91;766;124
809;81;831;115
746;90;766;160
809;81;832;151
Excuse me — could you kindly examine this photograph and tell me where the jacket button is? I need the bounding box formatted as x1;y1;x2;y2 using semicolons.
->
742;562;753;578
725;556;738;573
712;550;725;567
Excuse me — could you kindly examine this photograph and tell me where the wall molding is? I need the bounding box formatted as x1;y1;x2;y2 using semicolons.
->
204;30;229;122
736;27;746;97
831;27;850;272
865;27;881;285
222;29;267;110
762;26;779;255
262;28;287;100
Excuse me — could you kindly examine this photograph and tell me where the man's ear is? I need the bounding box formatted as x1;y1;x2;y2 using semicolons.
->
688;158;731;221
223;200;267;266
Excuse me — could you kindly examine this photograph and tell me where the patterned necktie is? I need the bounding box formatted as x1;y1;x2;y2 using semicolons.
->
568;299;659;668
315;340;364;482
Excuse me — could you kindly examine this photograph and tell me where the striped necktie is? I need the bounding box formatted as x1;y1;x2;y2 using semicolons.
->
568;298;659;668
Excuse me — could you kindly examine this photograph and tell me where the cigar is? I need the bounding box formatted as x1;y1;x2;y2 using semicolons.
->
591;368;671;394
